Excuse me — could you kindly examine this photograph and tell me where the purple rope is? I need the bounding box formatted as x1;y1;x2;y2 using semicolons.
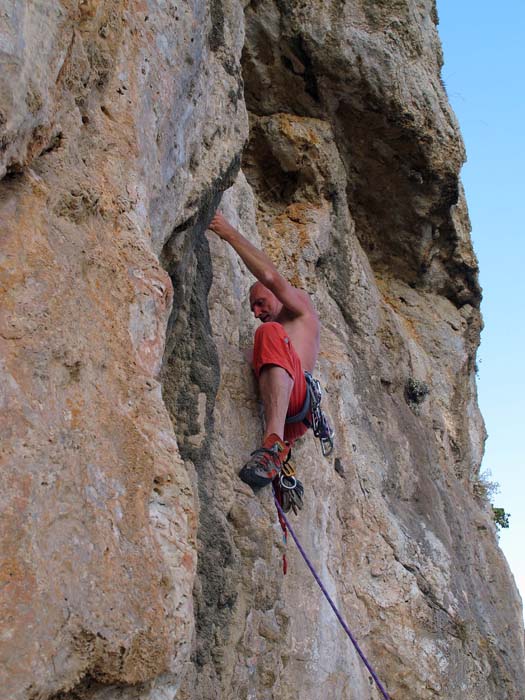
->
273;495;391;700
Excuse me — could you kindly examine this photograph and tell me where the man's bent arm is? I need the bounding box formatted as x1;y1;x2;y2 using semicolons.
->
209;213;279;288
209;213;311;316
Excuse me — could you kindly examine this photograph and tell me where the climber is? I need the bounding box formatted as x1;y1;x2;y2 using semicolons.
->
208;212;320;489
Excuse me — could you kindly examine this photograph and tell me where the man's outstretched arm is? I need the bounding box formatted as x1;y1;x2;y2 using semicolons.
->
208;213;312;317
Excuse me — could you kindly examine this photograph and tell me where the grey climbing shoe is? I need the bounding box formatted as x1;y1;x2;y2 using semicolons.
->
239;433;291;488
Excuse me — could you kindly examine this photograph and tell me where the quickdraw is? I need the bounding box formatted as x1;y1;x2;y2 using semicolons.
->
305;372;335;457
280;460;295;478
280;461;296;489
272;471;305;574
285;372;335;456
278;460;304;514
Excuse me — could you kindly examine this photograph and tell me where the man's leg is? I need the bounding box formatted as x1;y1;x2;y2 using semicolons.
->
239;364;293;488
240;323;296;487
258;365;293;440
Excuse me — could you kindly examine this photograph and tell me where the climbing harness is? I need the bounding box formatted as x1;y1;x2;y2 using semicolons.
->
273;493;392;700
285;371;335;456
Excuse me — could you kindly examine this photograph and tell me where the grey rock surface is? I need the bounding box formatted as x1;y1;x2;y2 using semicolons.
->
0;1;245;698
0;1;523;699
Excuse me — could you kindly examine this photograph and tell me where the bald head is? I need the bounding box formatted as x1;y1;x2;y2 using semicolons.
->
249;281;282;323
249;280;266;296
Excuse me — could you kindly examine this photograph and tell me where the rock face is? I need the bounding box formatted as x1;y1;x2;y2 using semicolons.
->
0;2;523;700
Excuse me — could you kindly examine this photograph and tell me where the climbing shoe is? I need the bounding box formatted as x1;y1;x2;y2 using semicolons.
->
239;433;291;488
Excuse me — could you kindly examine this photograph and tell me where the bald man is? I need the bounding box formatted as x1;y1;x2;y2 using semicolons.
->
208;212;320;488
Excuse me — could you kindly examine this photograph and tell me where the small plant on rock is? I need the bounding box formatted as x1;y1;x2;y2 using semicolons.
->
492;507;510;530
473;470;511;532
472;469;499;501
404;377;429;414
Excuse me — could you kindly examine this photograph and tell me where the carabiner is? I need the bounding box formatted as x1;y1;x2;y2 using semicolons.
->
280;474;297;490
281;462;296;478
321;435;334;457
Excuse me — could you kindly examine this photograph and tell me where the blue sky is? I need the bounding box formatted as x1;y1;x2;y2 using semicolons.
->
437;1;525;606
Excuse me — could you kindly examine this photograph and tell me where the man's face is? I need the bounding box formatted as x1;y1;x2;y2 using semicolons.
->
249;283;281;322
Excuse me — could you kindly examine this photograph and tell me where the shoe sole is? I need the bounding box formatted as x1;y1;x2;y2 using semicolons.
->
239;466;275;488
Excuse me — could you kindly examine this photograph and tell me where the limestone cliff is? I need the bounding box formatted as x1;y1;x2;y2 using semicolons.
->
0;2;523;699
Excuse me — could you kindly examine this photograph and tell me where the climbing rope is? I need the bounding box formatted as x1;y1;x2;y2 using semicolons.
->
273;494;391;700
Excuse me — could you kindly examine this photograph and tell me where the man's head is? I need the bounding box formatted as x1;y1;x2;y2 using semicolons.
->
249;281;283;323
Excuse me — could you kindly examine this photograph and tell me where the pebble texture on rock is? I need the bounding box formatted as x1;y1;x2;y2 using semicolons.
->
1;2;523;700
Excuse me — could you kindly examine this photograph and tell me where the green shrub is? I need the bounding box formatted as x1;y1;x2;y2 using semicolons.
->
473;471;511;532
492;507;510;530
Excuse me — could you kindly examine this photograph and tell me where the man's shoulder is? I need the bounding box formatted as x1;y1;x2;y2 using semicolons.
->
282;301;319;330
287;287;317;313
